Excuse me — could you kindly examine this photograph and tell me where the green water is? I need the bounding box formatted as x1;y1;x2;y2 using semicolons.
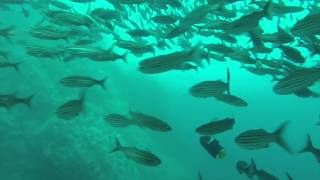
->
0;0;320;180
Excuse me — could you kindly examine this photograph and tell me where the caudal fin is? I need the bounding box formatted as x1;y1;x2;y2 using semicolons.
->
110;137;122;153
98;76;108;89
0;26;15;42
299;134;314;153
23;95;34;108
273;121;291;153
262;0;272;20
12;62;22;72
121;52;129;63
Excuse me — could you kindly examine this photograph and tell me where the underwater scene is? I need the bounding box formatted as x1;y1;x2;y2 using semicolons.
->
1;0;320;179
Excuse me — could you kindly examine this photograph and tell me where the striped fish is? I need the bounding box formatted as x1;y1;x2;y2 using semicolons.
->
205;44;235;54
60;75;107;89
139;47;200;74
190;81;228;98
105;113;135;127
235;121;291;153
110;138;161;166
215;94;248;107
291;13;320;37
29;26;69;41
273;68;320;95
190;68;230;98
261;24;294;44
25;45;61;58
279;45;305;64
196;118;235;135
56;92;85;120
129;111;172;132
227;51;257;64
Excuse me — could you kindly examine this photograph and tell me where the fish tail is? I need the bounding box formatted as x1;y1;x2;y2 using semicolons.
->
121;52;129;63
299;134;314;153
12;62;22;72
0;26;15;42
110;137;122;153
1;51;8;60
274;121;291;153
194;66;199;72
227;68;230;95
99;76;108;89
24;95;34;108
190;43;203;65
262;0;272;20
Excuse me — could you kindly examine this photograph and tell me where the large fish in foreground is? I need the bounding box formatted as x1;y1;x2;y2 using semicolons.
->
110;138;161;166
235;121;291;153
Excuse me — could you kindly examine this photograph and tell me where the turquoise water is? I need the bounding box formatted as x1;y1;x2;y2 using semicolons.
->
0;0;320;180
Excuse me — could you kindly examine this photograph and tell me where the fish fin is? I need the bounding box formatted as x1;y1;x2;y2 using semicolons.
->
273;121;291;153
79;90;87;104
227;68;230;95
98;76;108;89
299;134;314;153
110;137;122;153
249;158;258;175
